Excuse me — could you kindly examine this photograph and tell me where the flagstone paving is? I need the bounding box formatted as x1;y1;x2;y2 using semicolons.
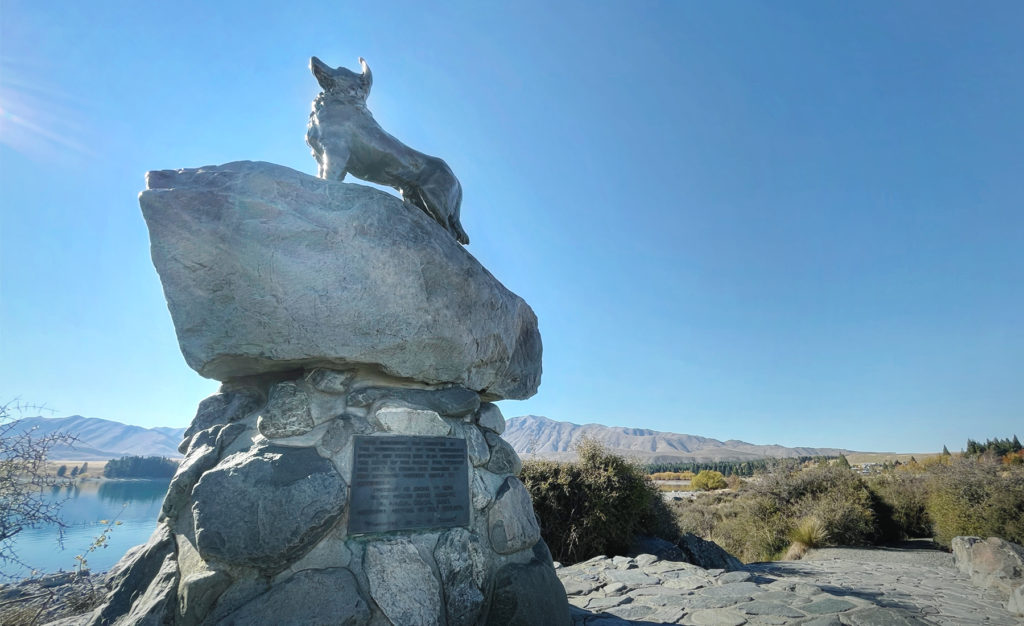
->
558;545;1020;625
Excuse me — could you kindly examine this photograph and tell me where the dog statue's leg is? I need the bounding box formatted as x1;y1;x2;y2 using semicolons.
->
320;146;350;182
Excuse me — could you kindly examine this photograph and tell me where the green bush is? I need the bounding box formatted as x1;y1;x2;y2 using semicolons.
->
669;463;878;563
692;470;728;491
712;496;790;562
925;458;1024;548
520;438;675;564
790;516;826;549
867;473;931;541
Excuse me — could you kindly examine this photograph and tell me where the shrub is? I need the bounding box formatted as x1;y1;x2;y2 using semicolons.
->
925;457;1024;548
712;496;790;562
790;516;826;549
0;400;76;574
867;472;930;541
692;470;727;491
520;438;676;564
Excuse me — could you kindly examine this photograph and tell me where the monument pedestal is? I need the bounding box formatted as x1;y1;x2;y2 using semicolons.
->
89;369;566;625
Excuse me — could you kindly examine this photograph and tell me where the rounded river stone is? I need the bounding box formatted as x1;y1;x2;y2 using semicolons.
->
191;445;346;571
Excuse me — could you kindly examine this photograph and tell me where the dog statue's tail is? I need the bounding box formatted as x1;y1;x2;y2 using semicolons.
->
451;219;470;246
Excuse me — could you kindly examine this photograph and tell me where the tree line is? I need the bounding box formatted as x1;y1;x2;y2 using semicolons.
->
103;455;178;478
964;435;1022;458
645;456;835;477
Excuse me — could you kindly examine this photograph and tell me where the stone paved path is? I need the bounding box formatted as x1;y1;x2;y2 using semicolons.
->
558;546;1021;625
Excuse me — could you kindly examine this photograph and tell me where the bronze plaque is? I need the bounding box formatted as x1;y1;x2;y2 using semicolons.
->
348;435;470;534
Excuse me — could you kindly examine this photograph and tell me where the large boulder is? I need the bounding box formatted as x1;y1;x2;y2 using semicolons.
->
952;536;1024;616
139;161;541;401
191;445;346;572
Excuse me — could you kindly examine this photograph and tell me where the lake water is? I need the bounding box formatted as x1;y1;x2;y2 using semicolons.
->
2;480;168;580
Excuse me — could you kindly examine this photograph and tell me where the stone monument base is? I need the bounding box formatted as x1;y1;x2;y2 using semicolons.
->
84;368;569;625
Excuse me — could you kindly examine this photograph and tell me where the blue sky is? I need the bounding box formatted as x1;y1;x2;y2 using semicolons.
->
1;1;1021;453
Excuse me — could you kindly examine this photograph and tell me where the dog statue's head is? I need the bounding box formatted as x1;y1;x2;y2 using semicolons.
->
310;56;372;101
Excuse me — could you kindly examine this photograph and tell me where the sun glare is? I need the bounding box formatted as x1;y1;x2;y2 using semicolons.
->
0;57;97;161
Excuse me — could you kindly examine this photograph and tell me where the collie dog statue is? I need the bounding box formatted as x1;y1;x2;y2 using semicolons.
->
306;56;469;245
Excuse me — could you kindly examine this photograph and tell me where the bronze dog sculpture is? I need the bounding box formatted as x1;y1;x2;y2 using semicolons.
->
306;56;470;245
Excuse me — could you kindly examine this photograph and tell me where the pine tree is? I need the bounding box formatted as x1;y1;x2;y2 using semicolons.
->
942;445;951;456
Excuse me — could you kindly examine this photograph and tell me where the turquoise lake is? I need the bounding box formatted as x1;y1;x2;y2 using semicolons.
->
2;480;169;580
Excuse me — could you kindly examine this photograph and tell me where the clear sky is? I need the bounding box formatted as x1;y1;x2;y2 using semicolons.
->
2;1;1021;453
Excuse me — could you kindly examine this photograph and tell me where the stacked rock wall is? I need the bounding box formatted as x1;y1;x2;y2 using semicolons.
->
89;368;567;625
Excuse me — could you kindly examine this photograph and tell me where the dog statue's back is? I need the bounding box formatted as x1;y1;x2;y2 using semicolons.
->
306;56;469;245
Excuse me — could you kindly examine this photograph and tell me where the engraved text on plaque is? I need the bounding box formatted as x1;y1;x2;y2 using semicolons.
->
348;435;470;534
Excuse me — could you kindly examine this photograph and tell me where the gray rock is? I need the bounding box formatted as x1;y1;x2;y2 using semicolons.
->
700;582;761;598
258;381;314;438
952;536;1024;597
561;578;601;596
109;549;178;626
305;367;354;394
177;569;231;626
629;535;688;562
374;405;451;436
735;600;806;618
603;569;659;587
677;533;743;571
605;603;655;620
140;161;541;400
162;422;246;521
634;553;659;568
217;568;370;626
687;608;749;626
458;423;490;467
349;385;480;417
718;570;752;584
587;595;632;610
488;477;541;554
471;469;499;511
1008;583;1024;616
320;413;374;452
484;431;522;475
846;606;930;625
191;445;346;571
476;402;505;434
180;389;262;453
89;524;175;626
434;528;487;625
486;557;571;626
802;597;858;614
364;539;442;626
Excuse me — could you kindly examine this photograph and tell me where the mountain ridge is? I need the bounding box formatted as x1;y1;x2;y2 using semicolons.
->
9;414;855;463
504;415;854;462
8;415;185;460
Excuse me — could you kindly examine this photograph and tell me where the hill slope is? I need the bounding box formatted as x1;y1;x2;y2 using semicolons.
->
8;416;186;460
504;415;853;463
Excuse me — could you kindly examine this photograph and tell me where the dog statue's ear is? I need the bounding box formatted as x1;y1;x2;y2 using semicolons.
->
359;57;372;93
310;56;334;91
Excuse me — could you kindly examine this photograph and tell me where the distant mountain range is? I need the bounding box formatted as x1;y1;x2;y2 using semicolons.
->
9;416;185;460
504;415;853;463
11;414;852;463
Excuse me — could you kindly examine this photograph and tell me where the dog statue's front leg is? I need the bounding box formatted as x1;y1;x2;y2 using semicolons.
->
318;141;350;181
